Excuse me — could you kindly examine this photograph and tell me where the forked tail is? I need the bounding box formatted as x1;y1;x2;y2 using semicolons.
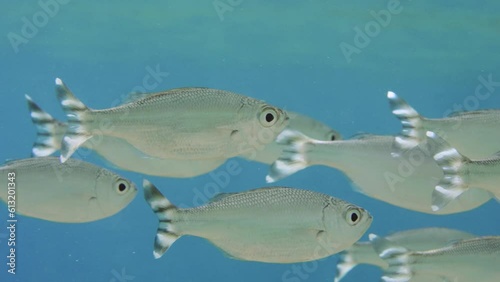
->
426;131;471;211
387;91;425;156
369;234;413;282
25;95;67;157
266;129;313;183
143;179;180;259
55;78;92;162
334;250;357;282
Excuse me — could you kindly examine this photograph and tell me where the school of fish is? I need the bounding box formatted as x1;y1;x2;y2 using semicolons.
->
1;78;498;281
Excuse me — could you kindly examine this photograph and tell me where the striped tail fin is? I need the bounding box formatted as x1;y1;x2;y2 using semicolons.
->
426;131;470;211
55;78;92;163
266;129;313;183
143;179;180;259
387;92;425;156
25;95;67;157
334;251;357;282
369;234;413;282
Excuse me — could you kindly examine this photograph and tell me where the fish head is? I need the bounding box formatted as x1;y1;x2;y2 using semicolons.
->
95;169;137;217
241;103;289;151
322;200;373;252
286;111;342;141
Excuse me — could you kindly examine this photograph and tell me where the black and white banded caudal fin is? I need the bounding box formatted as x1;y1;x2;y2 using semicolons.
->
266;129;313;183
387;91;425;156
426;131;470;212
369;234;413;282
334;251;357;282
55;78;93;163
25;95;67;157
143;179;180;259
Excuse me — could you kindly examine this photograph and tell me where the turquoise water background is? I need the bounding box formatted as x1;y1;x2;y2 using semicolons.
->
1;1;500;281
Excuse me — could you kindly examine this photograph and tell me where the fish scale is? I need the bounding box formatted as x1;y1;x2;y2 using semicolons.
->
27;94;338;177
371;235;500;282
143;181;372;263
267;130;493;214
0;157;137;223
55;79;289;162
388;91;500;159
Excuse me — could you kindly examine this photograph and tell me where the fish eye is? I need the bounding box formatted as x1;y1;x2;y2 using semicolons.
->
259;107;279;127
346;208;361;225
329;133;336;141
115;179;129;194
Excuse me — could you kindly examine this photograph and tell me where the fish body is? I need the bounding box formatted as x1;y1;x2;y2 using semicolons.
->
143;180;372;263
388;91;500;159
335;228;476;282
427;131;500;210
267;130;492;214
371;234;500;282
27;96;334;176
0;157;136;223
27;94;224;177
55;79;289;163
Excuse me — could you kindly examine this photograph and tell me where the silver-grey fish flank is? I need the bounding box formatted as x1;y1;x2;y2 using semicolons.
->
55;78;289;163
388;91;500;159
143;180;372;263
267;130;492;214
371;234;500;282
335;228;476;282
26;95;338;176
0;157;137;223
427;131;500;211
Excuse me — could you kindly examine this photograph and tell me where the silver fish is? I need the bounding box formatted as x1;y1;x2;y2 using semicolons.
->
388;91;500;159
55;78;289;163
427;131;500;211
241;111;342;164
370;234;500;282
0;157;137;223
267;130;492;214
26;96;336;176
335;228;476;282
143;180;372;263
26;95;226;177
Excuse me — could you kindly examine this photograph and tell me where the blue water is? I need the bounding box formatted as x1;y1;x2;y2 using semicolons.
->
1;1;499;281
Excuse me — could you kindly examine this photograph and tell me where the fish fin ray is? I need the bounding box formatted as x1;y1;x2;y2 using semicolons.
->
266;129;313;183
334;251;357;282
143;179;180;259
426;131;470;211
55;78;93;162
387;91;425;157
25;94;67;157
370;234;413;282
